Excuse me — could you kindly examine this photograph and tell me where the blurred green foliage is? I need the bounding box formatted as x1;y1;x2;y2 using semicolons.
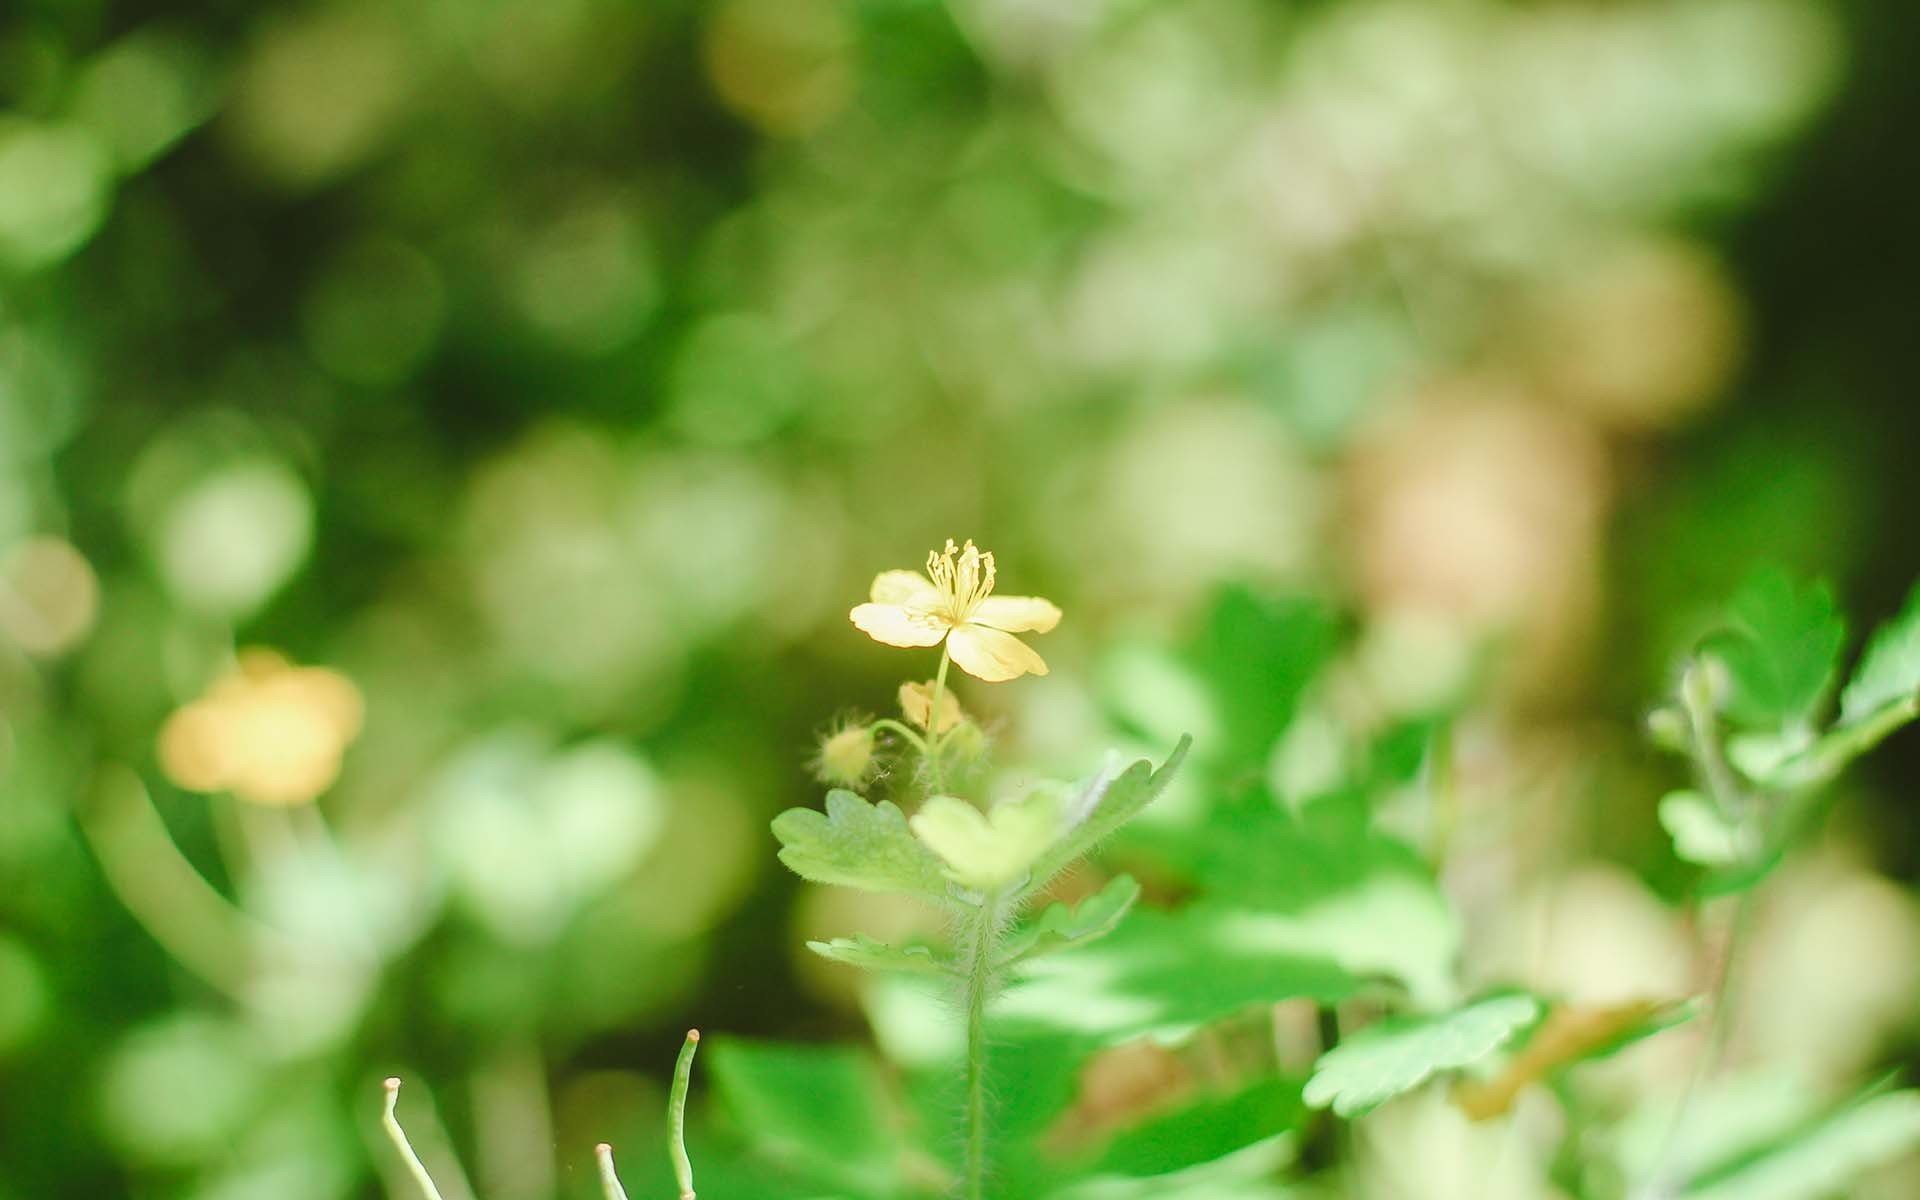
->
4;0;1920;1196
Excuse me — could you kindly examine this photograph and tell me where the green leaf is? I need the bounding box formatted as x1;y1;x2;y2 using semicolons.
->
999;875;1140;967
1683;1088;1920;1200
1188;586;1341;766
1023;736;1191;893
1839;578;1920;729
911;788;1061;893
1659;790;1748;867
1699;567;1844;729
771;790;953;903
704;1038;908;1198
805;934;952;975
1089;1077;1306;1179
1303;993;1542;1117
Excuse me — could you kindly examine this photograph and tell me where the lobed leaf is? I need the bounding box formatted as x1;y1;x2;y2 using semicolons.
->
771;790;953;903
1454;997;1697;1120
998;875;1141;968
1023;736;1191;894
1699;567;1844;730
1659;790;1748;868
806;934;952;975
1839;577;1920;730
1303;993;1542;1118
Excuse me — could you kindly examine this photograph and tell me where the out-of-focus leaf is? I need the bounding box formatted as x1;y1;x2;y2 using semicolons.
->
996;906;1361;1048
1454;997;1697;1120
1303;993;1542;1118
1000;875;1141;968
1838;578;1920;729
772;791;953;904
1659;790;1747;867
704;1038;909;1198
1682;1088;1920;1200
806;934;952;975
1188;587;1340;766
1024;737;1190;892
1193;806;1458;1009
1698;567;1844;729
1087;1077;1306;1179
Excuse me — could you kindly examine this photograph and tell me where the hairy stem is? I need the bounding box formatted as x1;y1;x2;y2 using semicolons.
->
962;895;1001;1200
928;645;954;794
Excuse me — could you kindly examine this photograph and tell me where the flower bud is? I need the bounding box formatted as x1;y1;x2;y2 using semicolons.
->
814;722;877;788
945;719;986;760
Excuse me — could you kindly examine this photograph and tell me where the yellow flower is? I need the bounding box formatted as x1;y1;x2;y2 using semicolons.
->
158;649;363;806
850;539;1061;682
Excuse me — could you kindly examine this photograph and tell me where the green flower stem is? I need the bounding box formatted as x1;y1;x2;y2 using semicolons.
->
870;717;930;754
962;894;1002;1200
670;1029;700;1200
594;1144;630;1200
1775;693;1920;790
381;1079;448;1200
927;644;954;794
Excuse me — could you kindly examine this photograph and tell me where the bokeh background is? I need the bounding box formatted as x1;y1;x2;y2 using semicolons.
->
3;0;1919;1196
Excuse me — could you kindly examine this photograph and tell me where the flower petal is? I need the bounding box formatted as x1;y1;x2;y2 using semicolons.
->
870;570;943;607
948;623;1049;682
850;602;948;648
972;595;1061;634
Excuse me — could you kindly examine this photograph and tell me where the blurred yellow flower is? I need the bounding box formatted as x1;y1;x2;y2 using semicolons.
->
899;679;965;733
157;649;363;806
850;539;1060;682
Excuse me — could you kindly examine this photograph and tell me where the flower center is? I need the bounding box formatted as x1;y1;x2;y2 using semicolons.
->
926;538;996;624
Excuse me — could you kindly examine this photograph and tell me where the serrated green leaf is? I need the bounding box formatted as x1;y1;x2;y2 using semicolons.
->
806;934;952;975
1683;1088;1920;1200
1659;790;1748;867
911;788;1061;893
771;790;952;903
999;875;1140;967
1840;578;1920;729
1699;567;1844;729
1303;993;1542;1118
1023;736;1191;893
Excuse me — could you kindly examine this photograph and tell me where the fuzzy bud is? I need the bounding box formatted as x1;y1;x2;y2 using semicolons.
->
815;723;877;788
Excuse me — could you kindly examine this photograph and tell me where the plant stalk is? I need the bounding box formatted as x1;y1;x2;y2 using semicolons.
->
928;645;954;794
962;894;1000;1200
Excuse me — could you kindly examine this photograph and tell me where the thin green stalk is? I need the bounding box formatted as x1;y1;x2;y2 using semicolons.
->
962;896;1000;1200
927;645;954;794
381;1078;448;1200
594;1144;630;1200
870;717;930;753
670;1029;700;1200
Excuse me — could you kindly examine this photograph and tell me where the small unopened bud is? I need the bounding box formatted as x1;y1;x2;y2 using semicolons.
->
815;722;877;787
1646;705;1689;750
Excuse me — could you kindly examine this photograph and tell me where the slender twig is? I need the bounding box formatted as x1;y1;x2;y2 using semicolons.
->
382;1079;449;1200
594;1143;631;1200
670;1029;700;1200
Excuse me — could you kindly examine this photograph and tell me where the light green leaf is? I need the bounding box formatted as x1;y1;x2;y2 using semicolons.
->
1839;578;1920;729
1659;790;1748;867
911;788;1062;893
805;935;952;975
1699;567;1844;729
999;875;1140;967
1023;736;1191;893
1303;993;1542;1118
771;790;952;903
1684;1088;1920;1200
